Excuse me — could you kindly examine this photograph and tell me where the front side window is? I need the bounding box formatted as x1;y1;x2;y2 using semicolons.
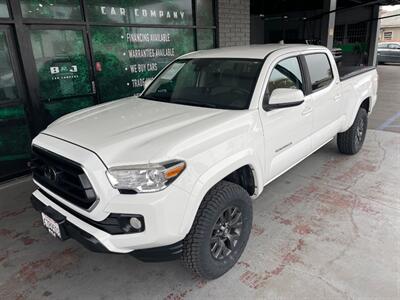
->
141;58;263;110
304;53;333;91
266;57;303;100
378;44;388;49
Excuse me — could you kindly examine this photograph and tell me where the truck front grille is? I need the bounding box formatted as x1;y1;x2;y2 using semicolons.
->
31;146;97;210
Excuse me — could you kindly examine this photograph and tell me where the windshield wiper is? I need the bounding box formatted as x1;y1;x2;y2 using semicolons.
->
171;98;218;109
139;95;170;103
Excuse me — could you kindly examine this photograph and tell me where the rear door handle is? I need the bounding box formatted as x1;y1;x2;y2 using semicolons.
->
334;95;341;102
302;107;312;116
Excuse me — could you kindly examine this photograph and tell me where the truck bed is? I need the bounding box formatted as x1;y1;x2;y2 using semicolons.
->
338;66;376;81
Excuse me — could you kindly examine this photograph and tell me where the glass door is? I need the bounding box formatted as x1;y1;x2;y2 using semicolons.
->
0;26;32;180
28;26;96;124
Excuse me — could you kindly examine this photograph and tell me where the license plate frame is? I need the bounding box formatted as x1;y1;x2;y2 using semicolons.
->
41;209;68;240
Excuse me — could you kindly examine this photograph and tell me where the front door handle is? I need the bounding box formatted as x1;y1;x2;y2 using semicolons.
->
302;107;312;116
334;94;341;102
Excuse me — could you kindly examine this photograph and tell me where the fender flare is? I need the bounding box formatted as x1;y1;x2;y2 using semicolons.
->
345;96;371;130
178;149;263;235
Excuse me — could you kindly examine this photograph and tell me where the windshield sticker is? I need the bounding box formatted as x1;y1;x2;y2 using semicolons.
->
161;63;185;80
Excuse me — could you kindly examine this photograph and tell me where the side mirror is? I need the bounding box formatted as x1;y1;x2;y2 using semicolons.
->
265;88;304;111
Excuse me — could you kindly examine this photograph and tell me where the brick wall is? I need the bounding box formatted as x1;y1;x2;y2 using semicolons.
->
217;0;250;47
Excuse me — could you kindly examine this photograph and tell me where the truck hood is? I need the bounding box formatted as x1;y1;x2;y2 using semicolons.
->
43;97;249;166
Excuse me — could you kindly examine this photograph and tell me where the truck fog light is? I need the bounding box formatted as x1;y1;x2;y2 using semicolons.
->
129;217;142;230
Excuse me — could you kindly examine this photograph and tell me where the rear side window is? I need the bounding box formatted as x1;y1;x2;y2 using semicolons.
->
305;53;333;91
378;44;388;49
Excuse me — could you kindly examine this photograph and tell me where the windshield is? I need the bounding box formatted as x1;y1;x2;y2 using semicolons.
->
140;58;263;109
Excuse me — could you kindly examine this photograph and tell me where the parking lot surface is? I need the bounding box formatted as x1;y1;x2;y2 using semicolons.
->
369;64;400;133
0;67;399;299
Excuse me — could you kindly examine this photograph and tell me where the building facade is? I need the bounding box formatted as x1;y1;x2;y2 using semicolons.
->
0;0;218;180
379;8;400;42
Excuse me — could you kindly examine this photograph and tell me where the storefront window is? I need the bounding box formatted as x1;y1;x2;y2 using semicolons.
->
0;32;17;101
86;0;192;25
0;105;31;168
0;31;31;179
43;96;94;121
30;29;94;123
196;0;214;26
20;0;82;20
197;29;215;50
91;26;195;102
0;0;9;18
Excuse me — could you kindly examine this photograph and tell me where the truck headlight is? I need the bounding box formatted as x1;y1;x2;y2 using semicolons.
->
106;160;186;193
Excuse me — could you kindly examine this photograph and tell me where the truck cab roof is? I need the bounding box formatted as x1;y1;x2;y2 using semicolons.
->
181;44;328;60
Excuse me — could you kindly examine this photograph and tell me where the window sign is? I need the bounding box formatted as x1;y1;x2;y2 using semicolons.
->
20;0;82;20
0;0;9;18
91;26;195;102
86;0;192;25
30;29;94;122
30;30;91;100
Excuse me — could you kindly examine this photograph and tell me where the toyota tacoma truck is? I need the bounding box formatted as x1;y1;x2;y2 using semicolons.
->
31;44;377;279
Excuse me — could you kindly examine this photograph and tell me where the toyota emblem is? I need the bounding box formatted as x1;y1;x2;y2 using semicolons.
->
44;166;58;181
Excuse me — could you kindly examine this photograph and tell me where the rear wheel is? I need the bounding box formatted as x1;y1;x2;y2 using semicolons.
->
337;107;368;155
182;181;252;279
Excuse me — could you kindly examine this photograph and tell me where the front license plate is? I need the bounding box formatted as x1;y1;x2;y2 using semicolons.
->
42;212;62;239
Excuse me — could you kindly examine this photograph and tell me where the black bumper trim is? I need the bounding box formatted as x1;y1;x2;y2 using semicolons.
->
132;241;183;262
31;195;110;253
36;189;145;234
31;195;184;261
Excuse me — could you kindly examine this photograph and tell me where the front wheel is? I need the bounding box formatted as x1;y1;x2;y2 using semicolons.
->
337;107;368;155
182;181;253;279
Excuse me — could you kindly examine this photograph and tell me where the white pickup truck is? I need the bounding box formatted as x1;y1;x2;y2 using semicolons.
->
31;44;377;279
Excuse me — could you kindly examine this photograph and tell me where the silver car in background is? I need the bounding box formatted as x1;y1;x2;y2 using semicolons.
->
377;42;400;64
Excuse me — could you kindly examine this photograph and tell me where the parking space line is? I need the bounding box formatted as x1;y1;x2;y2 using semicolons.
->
377;111;400;130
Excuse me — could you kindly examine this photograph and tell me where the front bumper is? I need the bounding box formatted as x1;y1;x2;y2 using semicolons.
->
31;194;109;253
31;134;193;253
31;192;184;261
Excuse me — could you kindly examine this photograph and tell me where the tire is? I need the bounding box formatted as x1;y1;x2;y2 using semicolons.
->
337;107;368;155
182;181;253;279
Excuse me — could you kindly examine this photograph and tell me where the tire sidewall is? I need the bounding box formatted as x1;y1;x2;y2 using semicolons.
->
197;186;252;278
352;108;368;153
